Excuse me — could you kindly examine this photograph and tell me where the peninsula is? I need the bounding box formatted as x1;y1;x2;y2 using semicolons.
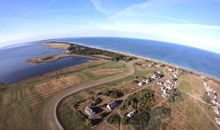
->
0;42;220;130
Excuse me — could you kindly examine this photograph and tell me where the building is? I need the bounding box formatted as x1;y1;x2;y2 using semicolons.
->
106;100;118;110
151;71;164;80
138;79;151;87
215;117;220;125
157;81;163;86
85;106;96;116
145;78;151;84
138;81;144;87
127;110;138;118
213;106;220;115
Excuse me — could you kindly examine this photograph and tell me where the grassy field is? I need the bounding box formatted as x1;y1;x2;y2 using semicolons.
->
81;62;126;80
178;80;192;93
0;60;128;130
57;103;89;130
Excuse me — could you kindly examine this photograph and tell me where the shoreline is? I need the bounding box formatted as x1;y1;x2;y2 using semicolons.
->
60;41;220;82
27;53;96;64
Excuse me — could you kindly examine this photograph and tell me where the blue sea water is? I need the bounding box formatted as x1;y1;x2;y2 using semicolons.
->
0;44;92;83
51;37;220;79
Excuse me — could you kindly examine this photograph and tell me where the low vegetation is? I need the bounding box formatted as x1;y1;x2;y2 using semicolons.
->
125;111;150;130
168;89;183;102
147;107;171;130
102;89;124;98
121;89;155;111
68;44;134;61
123;107;171;130
178;81;192;93
57;103;88;130
202;92;211;104
107;114;121;124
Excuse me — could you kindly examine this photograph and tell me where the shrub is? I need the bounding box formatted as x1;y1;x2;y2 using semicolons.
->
91;97;102;106
168;89;182;102
107;114;121;124
202;92;211;104
150;107;171;119
127;111;150;130
121;89;155;111
104;89;124;98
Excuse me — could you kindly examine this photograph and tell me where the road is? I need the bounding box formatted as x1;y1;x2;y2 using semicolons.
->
41;61;135;130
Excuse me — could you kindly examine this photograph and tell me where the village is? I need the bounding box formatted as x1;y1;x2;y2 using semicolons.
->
71;61;183;128
202;81;220;125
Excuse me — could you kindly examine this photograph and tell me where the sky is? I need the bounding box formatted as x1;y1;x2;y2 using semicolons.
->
0;0;220;53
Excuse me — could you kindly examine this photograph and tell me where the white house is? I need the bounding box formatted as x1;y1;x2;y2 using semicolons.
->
215;117;220;125
138;81;144;87
127;110;138;118
213;106;220;115
106;100;118;110
85;106;96;116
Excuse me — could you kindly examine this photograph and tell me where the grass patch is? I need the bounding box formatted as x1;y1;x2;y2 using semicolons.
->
134;68;159;78
184;100;216;130
95;61;126;69
107;114;121;124
82;61;126;80
57;103;88;130
178;81;192;93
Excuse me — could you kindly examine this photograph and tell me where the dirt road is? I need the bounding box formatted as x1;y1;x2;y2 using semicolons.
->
41;61;135;130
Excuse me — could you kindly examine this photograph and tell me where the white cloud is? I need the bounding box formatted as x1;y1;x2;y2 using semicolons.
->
89;0;107;14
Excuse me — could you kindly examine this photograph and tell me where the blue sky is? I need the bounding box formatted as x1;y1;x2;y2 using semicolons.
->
0;0;220;53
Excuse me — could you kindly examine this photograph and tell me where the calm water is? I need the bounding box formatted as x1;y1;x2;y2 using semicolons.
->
0;44;91;83
50;37;220;79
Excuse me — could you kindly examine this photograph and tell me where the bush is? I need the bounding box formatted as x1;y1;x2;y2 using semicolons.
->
85;119;93;127
168;89;182;102
57;103;87;130
127;111;150;130
202;92;211;104
121;89;155;111
150;107;171;119
104;89;124;98
107;114;121;124
91;97;102;106
146;107;171;130
100;112;110;118
147;117;161;130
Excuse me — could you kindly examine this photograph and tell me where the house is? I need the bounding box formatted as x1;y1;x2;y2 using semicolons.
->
106;100;118;110
172;73;178;79
138;81;144;87
138;79;151;87
213;106;220;115
145;78;151;84
85;106;96;116
157;81;163;86
168;68;173;72
151;71;164;80
215;117;220;125
127;110;138;118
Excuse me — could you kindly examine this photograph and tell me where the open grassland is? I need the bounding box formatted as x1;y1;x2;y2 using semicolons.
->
178;80;192;93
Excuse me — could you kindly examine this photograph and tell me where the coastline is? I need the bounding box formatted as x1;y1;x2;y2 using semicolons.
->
61;41;220;82
27;53;95;64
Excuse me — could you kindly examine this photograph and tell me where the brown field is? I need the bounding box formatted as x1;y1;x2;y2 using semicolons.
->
92;68;125;76
29;75;81;110
47;42;70;50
